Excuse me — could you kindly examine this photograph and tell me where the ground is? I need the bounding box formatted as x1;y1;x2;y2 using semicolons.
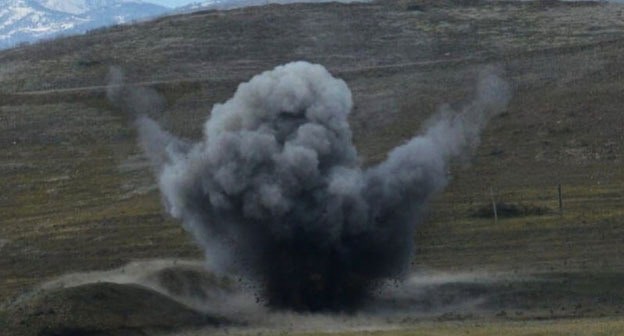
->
1;0;624;335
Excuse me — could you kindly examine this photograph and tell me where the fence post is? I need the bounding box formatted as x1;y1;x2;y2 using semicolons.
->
558;183;563;217
490;187;498;224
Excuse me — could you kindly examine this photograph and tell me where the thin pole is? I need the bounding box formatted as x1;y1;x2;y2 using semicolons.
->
490;187;498;224
558;183;563;217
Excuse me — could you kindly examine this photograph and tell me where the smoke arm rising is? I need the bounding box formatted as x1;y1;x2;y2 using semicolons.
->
366;71;511;210
128;61;511;312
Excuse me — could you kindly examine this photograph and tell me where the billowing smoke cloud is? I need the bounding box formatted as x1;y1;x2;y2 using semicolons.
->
120;61;510;312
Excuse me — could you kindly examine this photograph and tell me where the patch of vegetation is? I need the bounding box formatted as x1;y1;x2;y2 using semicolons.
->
297;318;624;336
471;202;552;218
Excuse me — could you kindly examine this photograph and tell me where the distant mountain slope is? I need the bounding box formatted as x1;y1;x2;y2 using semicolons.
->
0;0;167;49
176;0;366;12
39;0;147;15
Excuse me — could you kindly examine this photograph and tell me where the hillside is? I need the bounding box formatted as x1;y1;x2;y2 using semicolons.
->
1;0;624;334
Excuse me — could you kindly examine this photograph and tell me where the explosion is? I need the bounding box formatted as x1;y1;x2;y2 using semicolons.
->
127;61;510;311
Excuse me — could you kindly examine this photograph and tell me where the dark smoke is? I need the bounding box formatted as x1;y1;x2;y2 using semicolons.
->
117;62;510;312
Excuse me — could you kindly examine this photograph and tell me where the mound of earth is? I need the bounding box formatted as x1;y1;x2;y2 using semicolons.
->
146;265;237;302
0;282;226;336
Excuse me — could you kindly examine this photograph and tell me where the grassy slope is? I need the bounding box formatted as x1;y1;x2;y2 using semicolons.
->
299;318;624;336
0;0;623;324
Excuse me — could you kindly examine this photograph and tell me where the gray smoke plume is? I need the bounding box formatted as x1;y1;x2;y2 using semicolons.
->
124;61;510;312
